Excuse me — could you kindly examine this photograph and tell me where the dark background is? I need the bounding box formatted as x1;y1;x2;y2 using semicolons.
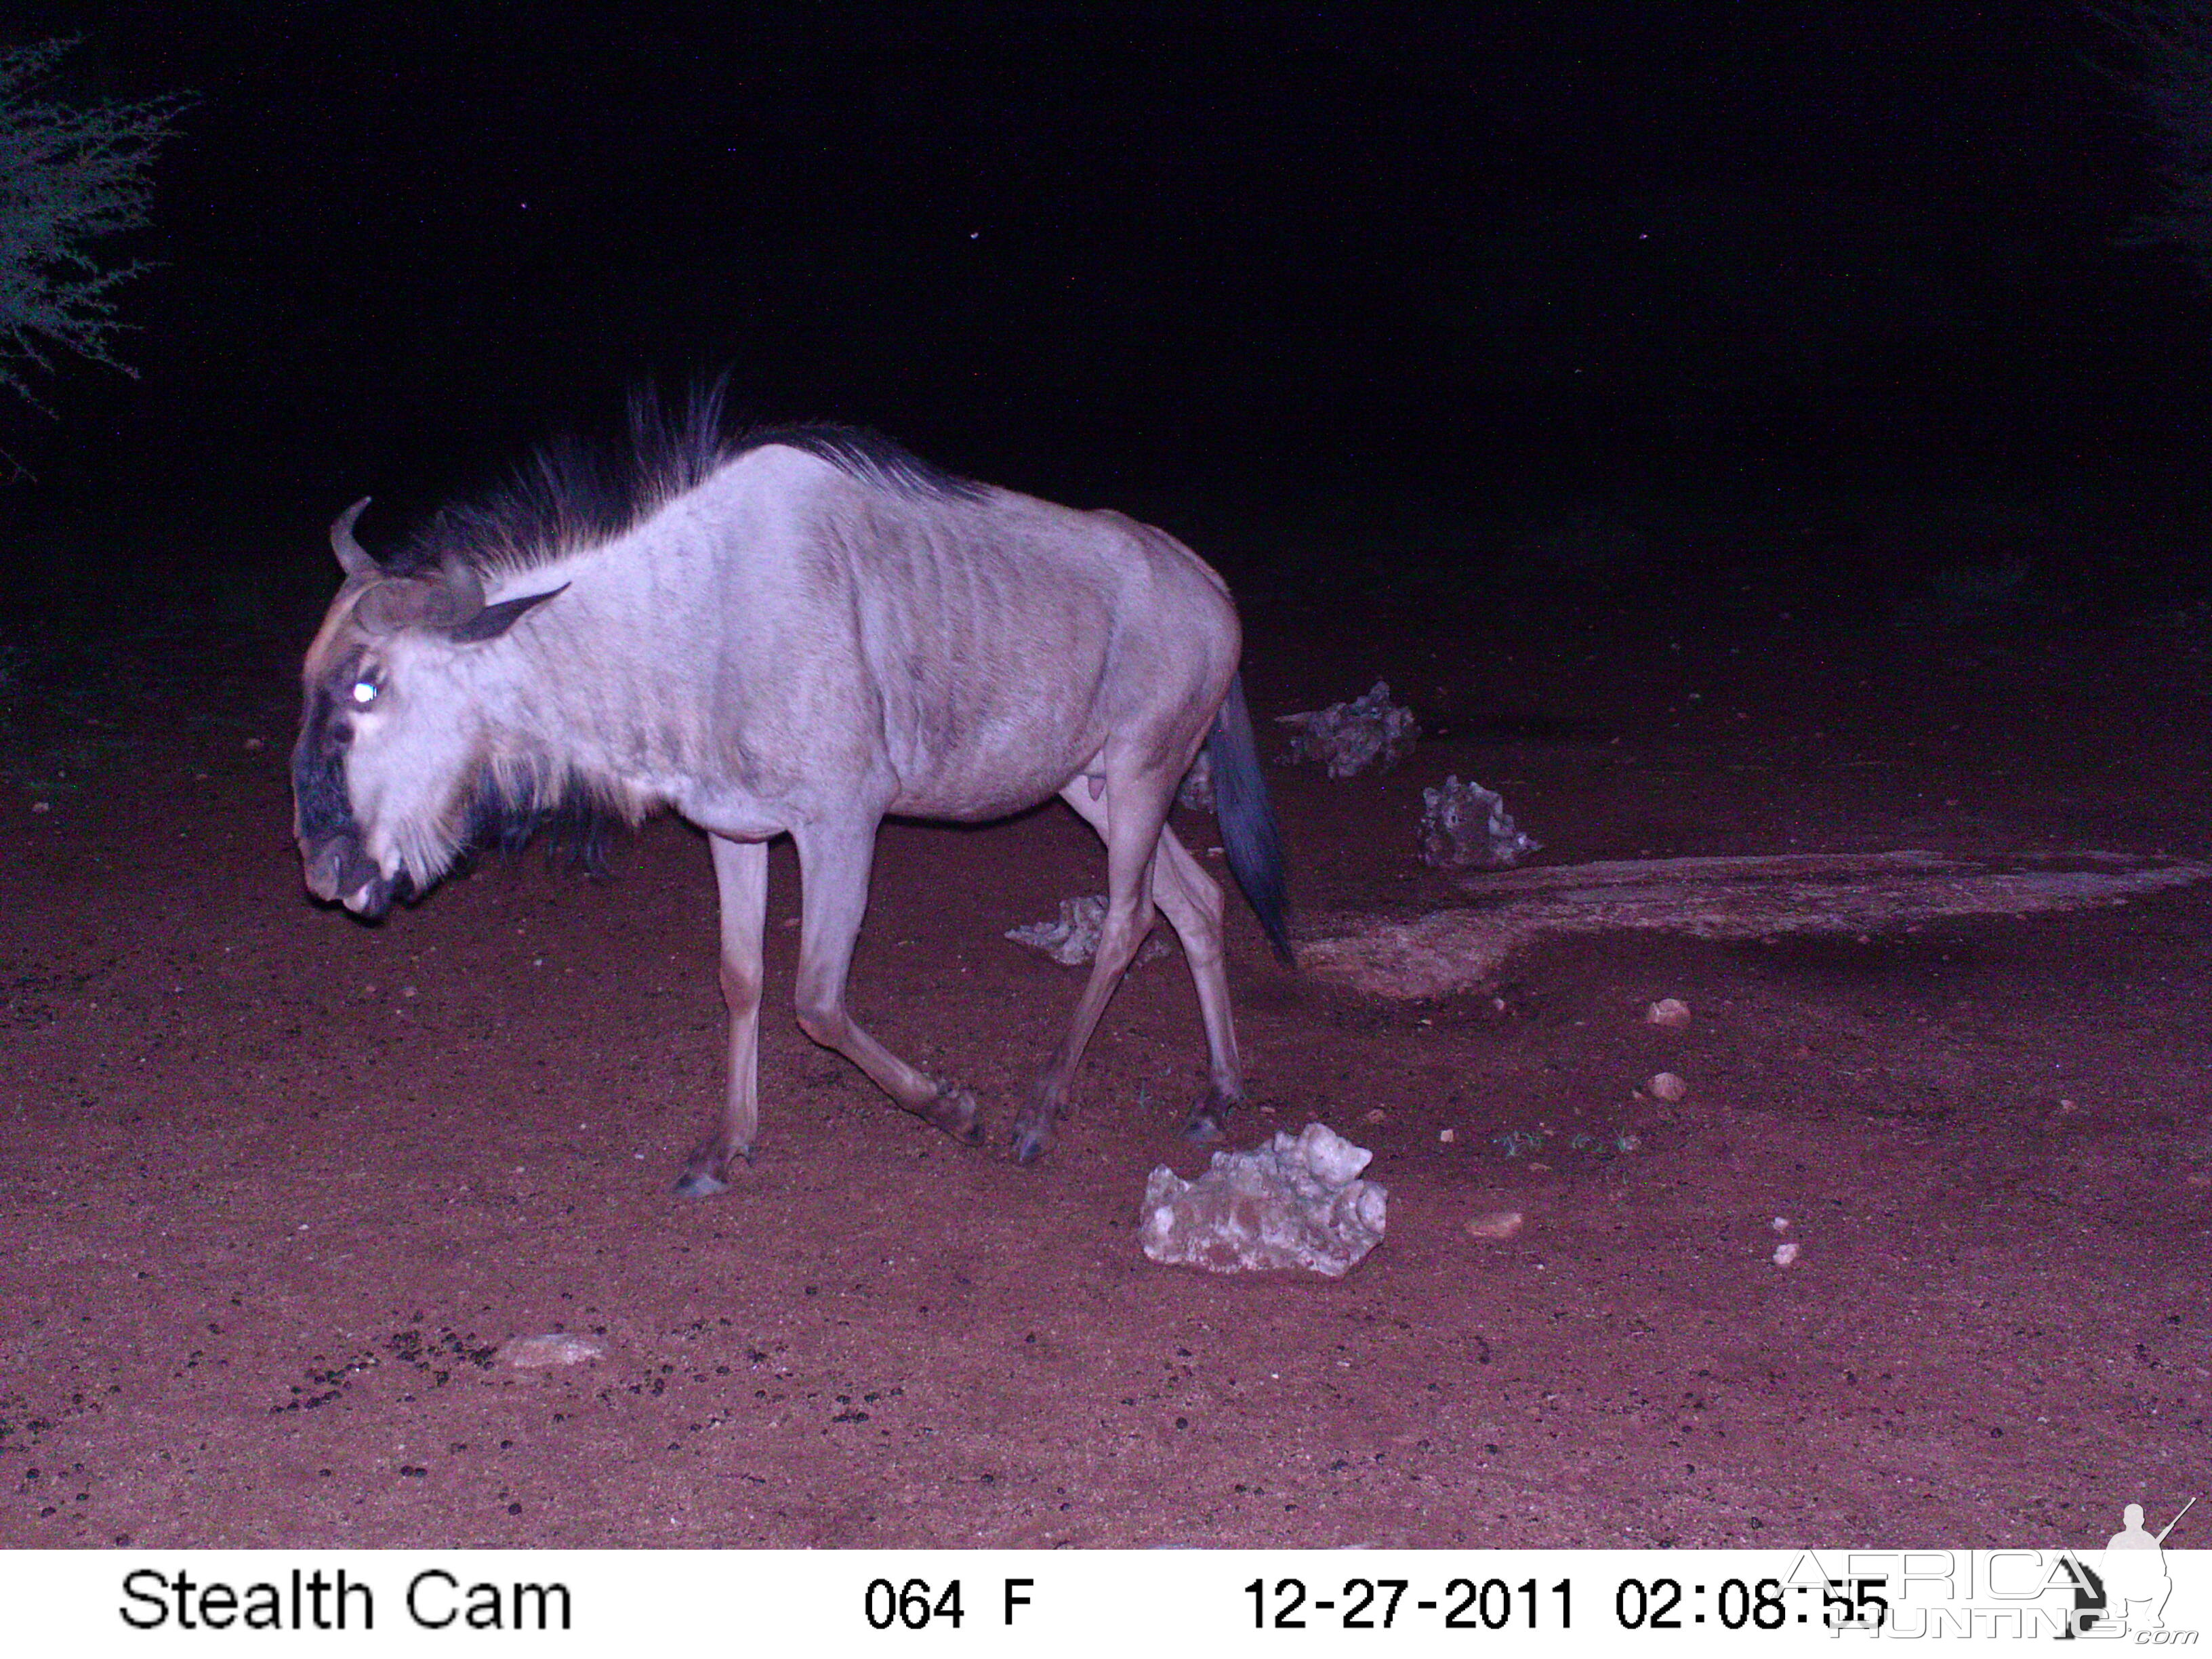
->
4;1;2207;602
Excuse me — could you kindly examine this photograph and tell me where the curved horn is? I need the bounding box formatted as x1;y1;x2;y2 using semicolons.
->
330;497;377;580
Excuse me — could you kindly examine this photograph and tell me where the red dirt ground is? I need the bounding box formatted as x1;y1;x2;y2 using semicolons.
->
2;581;2206;1549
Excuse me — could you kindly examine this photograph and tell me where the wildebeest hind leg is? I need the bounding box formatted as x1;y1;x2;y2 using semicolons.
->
1012;774;1172;1163
1054;782;1246;1144
790;818;982;1143
1147;826;1247;1141
677;835;769;1196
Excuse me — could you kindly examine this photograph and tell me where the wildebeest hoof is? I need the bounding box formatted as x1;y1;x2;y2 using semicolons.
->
1008;1102;1060;1165
1181;1109;1226;1144
675;1140;750;1197
926;1084;983;1144
1182;1086;1240;1144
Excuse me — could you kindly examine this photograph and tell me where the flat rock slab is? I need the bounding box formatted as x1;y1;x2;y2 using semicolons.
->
1304;849;2212;1000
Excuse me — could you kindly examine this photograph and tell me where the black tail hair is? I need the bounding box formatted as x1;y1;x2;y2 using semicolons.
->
1205;672;1294;966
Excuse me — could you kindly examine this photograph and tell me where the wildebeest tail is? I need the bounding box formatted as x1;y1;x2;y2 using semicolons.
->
1205;672;1294;966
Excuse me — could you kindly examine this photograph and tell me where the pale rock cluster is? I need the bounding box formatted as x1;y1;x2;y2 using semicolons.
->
1139;1122;1387;1277
1276;680;1419;779
1418;775;1540;869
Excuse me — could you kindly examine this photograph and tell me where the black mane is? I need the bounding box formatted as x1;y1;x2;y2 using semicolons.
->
458;762;628;879
380;385;981;578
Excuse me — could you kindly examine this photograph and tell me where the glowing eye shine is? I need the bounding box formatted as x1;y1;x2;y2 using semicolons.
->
351;680;379;706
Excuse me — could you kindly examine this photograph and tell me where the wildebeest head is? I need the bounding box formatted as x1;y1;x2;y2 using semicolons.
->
291;499;567;918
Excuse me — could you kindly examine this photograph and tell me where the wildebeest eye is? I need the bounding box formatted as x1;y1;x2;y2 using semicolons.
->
350;677;381;707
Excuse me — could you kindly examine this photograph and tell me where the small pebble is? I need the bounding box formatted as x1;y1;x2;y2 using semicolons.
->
244;737;264;750
495;1334;607;1368
30;802;50;814
1772;1242;1801;1267
1465;1210;1524;1242
1771;1216;1792;1233
1648;1071;1687;1103
1437;1128;1455;1144
1645;997;1692;1029
1362;1108;1387;1124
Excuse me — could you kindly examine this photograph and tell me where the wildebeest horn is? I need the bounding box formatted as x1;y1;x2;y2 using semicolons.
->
331;497;377;580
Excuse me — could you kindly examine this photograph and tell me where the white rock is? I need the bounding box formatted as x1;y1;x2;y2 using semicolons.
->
1465;1210;1524;1242
1006;895;1172;968
1645;997;1693;1029
1418;775;1541;869
1139;1123;1386;1277
1771;1242;1801;1268
1299;1122;1374;1185
1174;754;1214;812
495;1333;607;1368
1647;1071;1688;1103
1276;680;1418;779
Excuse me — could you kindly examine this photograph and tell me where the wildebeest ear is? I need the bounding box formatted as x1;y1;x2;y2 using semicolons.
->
331;497;378;579
449;583;569;644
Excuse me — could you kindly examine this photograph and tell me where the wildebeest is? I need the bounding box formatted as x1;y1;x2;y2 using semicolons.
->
291;398;1290;1191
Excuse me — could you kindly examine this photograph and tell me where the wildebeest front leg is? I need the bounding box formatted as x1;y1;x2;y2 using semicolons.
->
1010;773;1174;1163
677;834;769;1196
1052;780;1247;1145
790;818;982;1143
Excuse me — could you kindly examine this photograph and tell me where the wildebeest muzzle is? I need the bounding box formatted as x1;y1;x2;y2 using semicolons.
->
300;833;405;918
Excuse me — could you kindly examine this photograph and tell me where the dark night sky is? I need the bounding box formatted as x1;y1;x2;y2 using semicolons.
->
5;2;2205;578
